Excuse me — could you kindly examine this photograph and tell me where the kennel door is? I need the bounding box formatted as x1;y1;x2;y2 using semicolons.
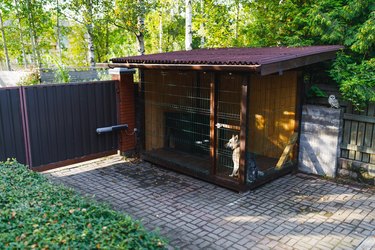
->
215;73;242;180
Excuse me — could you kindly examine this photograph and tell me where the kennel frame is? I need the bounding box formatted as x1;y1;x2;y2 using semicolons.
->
110;46;343;191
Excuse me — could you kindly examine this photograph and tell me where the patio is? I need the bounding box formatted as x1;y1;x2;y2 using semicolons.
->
44;155;375;249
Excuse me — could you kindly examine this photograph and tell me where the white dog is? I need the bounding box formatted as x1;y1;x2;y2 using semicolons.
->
225;135;240;177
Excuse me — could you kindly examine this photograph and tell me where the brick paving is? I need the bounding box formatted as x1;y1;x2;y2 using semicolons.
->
44;155;375;250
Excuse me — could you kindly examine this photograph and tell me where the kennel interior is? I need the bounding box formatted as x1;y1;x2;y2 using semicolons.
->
139;69;299;190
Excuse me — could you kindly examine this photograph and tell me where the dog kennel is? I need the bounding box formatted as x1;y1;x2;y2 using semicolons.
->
110;46;343;191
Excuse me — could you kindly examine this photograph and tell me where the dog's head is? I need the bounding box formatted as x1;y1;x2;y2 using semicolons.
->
225;135;239;149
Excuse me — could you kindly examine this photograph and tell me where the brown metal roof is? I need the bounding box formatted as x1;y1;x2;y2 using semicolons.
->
110;45;343;75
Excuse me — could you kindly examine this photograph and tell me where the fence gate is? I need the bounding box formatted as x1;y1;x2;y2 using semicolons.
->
0;81;119;170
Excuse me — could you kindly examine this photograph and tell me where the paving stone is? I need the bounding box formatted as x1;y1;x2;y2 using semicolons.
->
44;155;375;250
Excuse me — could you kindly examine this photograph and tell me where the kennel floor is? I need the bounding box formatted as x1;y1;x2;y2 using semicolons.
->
143;148;278;177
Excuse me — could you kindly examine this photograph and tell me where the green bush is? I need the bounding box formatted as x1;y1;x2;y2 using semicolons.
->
18;71;40;86
0;160;166;249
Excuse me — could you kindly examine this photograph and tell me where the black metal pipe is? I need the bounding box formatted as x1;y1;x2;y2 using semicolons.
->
96;124;128;134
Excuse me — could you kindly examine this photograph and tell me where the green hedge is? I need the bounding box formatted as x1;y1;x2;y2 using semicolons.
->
0;160;166;249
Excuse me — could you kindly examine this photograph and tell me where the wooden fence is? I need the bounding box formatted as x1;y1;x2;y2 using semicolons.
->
341;104;375;164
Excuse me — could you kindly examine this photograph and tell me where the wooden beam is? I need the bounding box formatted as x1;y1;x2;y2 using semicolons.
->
239;74;249;184
210;73;218;176
340;143;375;155
32;150;117;172
343;113;375;124
276;132;298;169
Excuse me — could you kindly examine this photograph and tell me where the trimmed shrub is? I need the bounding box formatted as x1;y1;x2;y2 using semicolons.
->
0;160;166;249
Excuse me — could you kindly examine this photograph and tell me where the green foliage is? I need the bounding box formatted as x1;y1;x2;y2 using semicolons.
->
307;85;328;98
18;70;40;86
0;160;166;249
44;55;71;83
331;54;375;110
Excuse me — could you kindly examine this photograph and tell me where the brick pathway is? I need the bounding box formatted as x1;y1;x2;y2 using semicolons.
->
44;155;375;250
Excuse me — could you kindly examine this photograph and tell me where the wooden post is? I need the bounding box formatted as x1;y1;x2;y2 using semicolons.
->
239;74;249;185
210;72;217;176
109;68;136;156
137;69;146;153
295;71;304;162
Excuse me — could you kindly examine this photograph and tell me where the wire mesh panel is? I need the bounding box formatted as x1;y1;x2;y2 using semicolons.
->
215;73;242;179
143;70;211;175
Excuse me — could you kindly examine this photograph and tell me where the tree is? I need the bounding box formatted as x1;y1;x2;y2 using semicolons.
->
185;0;192;50
0;7;11;70
113;0;151;55
14;0;28;67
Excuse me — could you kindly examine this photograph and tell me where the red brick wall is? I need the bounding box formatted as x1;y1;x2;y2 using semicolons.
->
112;72;136;154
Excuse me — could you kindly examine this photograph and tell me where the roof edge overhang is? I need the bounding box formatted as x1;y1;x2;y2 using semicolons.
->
260;50;339;75
109;47;342;75
108;63;261;72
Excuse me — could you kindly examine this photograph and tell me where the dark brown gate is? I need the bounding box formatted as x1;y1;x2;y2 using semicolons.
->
0;81;119;170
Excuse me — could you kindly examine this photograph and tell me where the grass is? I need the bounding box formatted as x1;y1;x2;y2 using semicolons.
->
0;160;166;249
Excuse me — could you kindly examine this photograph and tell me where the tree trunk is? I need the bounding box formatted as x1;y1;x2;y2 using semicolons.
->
159;13;163;52
0;10;11;71
56;0;62;60
14;0;27;67
235;0;240;40
137;0;145;55
86;0;96;68
200;0;205;48
86;23;96;68
26;0;41;68
185;0;193;50
136;34;145;55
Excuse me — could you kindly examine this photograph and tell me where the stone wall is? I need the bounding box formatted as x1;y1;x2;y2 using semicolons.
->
298;105;342;177
338;159;375;185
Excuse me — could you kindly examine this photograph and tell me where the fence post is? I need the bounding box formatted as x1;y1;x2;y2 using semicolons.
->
109;68;136;156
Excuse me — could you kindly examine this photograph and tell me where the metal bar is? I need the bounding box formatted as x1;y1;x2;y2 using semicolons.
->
96;124;128;134
108;63;260;72
239;74;249;185
215;123;240;131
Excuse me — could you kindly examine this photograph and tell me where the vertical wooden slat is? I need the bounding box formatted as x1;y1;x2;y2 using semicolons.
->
239;74;249;185
349;121;358;159
341;120;351;158
210;72;217;176
356;122;365;161
368;104;375;163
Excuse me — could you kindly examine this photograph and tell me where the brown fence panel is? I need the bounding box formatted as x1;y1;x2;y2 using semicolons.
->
0;88;28;164
0;88;27;164
341;103;375;164
24;81;118;169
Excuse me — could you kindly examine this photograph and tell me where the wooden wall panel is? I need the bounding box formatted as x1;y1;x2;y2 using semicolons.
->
247;71;297;158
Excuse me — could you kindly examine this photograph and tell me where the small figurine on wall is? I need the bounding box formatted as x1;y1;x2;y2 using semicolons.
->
328;95;340;109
